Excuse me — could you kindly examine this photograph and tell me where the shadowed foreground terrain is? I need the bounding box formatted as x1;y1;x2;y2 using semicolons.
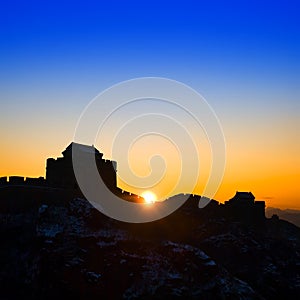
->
1;187;300;299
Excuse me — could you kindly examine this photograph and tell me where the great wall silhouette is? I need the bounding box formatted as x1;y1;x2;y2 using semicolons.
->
0;142;266;224
1;143;300;300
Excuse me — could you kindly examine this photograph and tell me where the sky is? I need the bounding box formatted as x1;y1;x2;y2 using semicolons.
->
0;0;299;209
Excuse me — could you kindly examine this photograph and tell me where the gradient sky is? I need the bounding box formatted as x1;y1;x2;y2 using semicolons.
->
0;0;299;209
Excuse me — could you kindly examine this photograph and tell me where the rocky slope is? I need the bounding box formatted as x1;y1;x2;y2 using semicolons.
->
1;193;300;299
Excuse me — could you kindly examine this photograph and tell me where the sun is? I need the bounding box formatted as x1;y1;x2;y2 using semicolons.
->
141;191;157;204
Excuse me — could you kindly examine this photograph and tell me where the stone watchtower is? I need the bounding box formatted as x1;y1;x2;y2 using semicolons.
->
46;142;117;193
224;192;265;224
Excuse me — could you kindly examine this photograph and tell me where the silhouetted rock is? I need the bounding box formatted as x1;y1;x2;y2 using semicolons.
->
1;191;300;299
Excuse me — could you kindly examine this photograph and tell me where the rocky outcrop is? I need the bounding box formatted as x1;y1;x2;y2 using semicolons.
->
1;194;300;299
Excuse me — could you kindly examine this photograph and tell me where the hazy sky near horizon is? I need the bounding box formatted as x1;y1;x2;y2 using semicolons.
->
0;1;299;208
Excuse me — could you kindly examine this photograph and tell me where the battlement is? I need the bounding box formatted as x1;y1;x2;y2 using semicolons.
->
0;176;45;186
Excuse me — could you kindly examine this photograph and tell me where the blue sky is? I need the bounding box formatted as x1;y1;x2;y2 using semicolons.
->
1;0;299;140
1;0;299;95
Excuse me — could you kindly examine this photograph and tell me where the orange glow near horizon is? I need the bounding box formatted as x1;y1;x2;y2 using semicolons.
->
0;113;299;211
